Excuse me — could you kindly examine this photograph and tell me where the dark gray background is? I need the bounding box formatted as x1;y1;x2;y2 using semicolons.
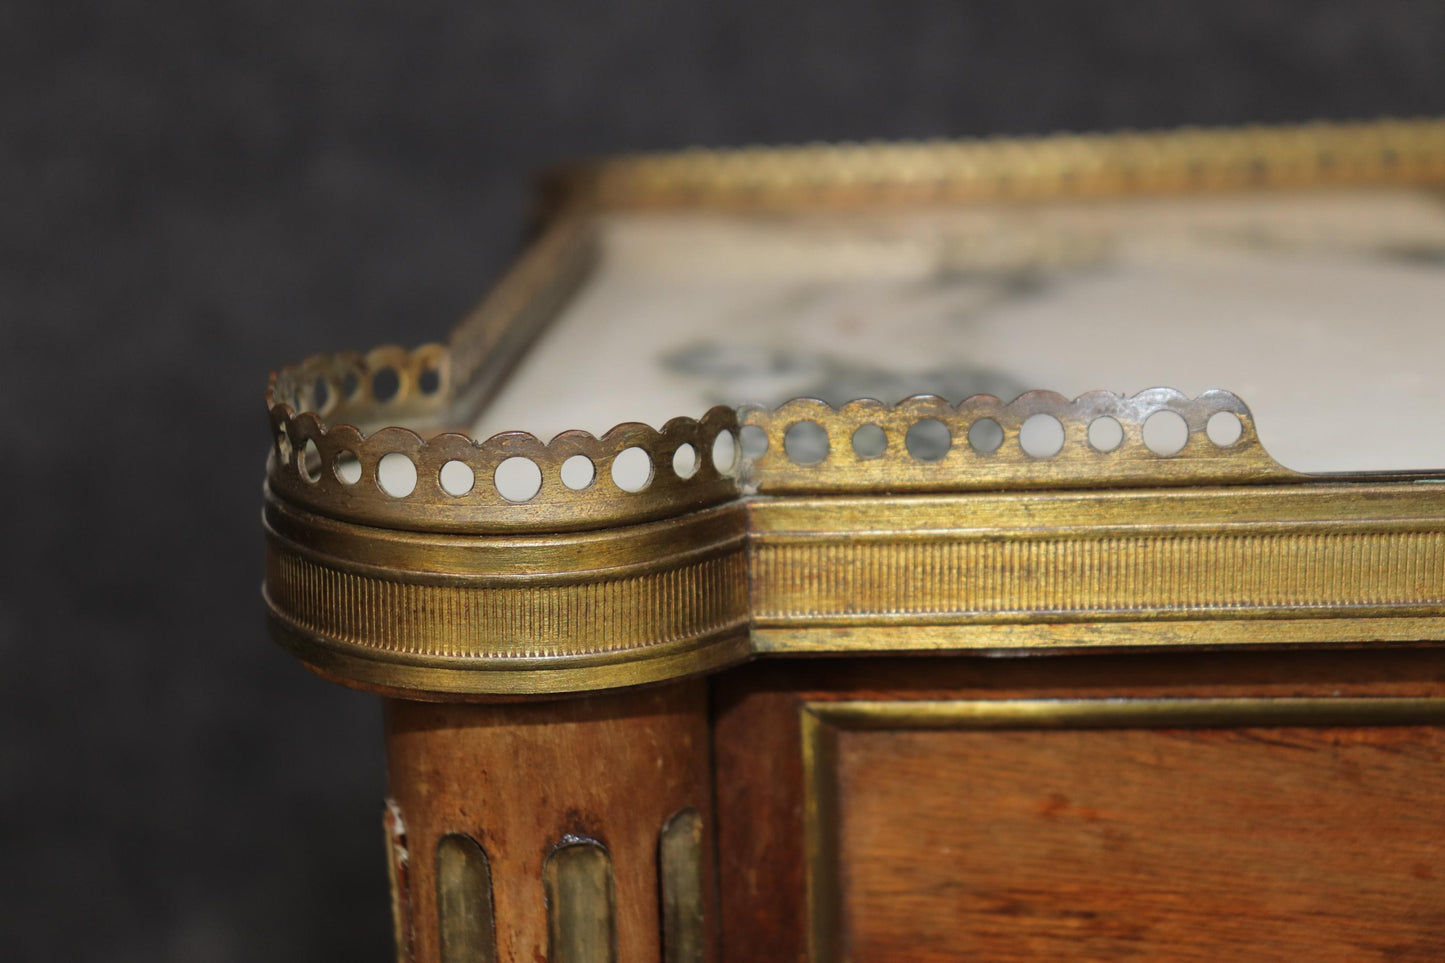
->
4;2;1444;959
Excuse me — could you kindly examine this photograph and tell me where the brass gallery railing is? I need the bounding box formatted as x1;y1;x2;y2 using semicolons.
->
262;117;1445;700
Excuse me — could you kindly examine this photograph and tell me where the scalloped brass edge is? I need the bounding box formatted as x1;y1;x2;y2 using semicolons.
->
263;118;1445;535
740;387;1299;494
267;403;743;534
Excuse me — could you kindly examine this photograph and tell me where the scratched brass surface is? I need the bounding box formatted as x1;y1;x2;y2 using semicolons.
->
261;118;1445;698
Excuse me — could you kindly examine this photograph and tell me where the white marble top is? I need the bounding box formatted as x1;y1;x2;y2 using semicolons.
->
476;188;1445;473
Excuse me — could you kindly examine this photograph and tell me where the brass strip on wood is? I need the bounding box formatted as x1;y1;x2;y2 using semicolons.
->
800;696;1445;963
800;709;841;963
435;834;497;963
545;840;618;963
659;809;706;963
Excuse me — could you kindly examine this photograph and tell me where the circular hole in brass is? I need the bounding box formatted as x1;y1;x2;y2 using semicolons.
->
311;376;331;412
439;460;475;496
712;431;739;473
612;447;653;492
906;419;951;461
784;421;829;465
1143;410;1189;456
561;454;595;491
299;439;322;482
967;418;1003;454
1019;413;1065;459
852;424;887;459
1087;416;1124;453
372;367;401;403
672;443;698;479
334;450;362;485
495;457;542;502
378;452;418;497
1207;411;1244;447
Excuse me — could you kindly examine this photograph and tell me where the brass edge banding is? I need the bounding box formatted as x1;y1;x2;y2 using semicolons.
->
800;696;1445;963
266;479;1445;697
805;696;1445;730
750;529;1445;625
271;616;753;699
561;118;1445;212
263;493;749;585
754;618;1445;655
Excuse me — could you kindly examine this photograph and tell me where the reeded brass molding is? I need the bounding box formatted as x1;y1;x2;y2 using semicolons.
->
264;494;752;698
748;483;1445;633
799;696;1445;963
264;464;1445;698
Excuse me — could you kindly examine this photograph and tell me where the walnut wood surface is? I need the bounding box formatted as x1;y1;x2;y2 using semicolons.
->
836;723;1445;961
712;649;1445;962
385;681;716;963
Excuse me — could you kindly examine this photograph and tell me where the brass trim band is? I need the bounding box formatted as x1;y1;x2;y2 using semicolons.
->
556;118;1445;213
265;479;1445;698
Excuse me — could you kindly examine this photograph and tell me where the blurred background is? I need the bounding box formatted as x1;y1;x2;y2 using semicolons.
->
4;1;1444;958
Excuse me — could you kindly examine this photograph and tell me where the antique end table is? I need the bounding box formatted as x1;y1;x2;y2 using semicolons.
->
262;118;1445;963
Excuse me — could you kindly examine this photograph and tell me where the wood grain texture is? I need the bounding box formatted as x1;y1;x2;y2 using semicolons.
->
833;723;1445;961
385;681;716;963
711;649;1445;962
712;684;809;963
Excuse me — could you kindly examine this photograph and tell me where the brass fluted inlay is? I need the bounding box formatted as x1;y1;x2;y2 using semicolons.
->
659;809;706;963
753;530;1445;624
435;834;497;963
544;840;618;963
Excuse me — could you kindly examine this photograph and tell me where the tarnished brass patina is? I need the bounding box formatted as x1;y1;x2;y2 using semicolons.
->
262;117;1445;963
263;116;1445;699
